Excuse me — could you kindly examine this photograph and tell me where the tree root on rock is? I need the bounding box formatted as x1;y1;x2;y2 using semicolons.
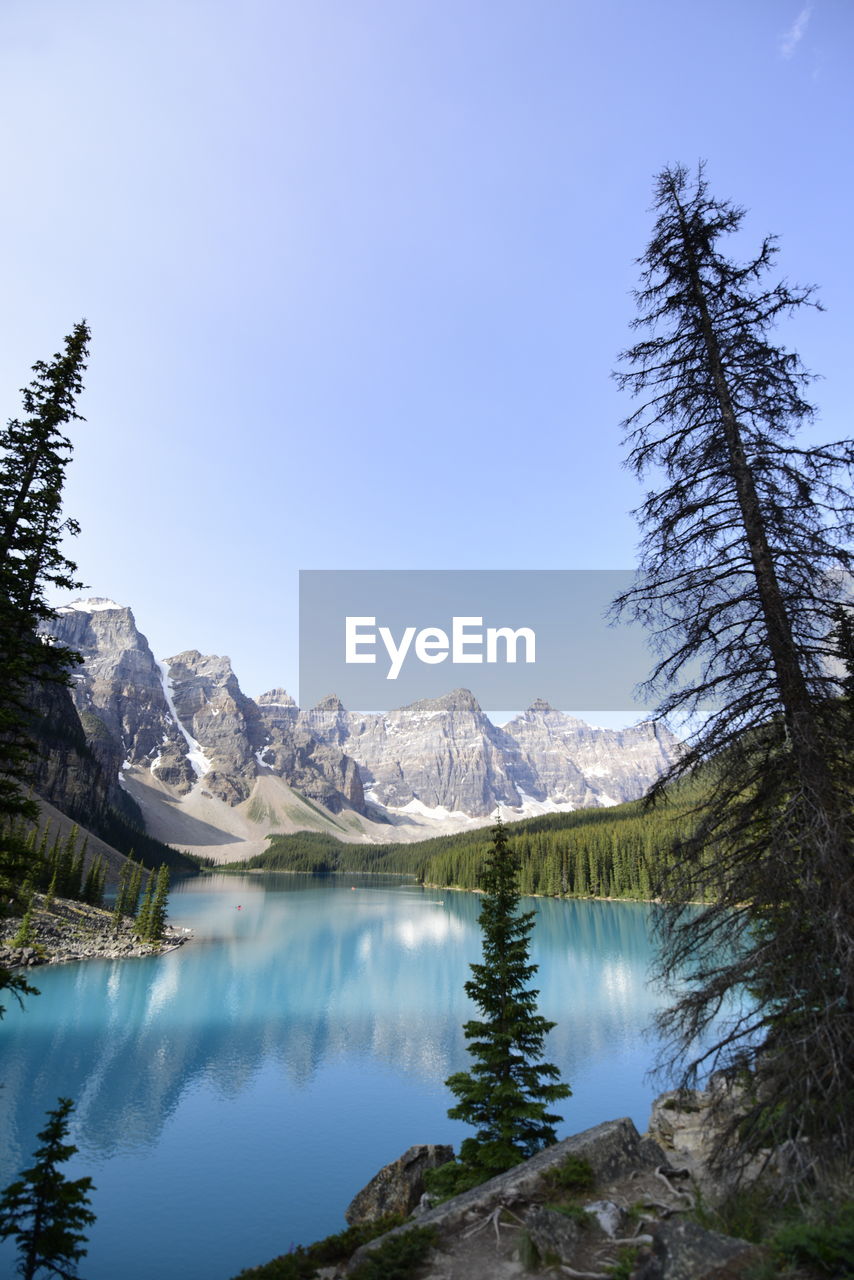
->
654;1165;695;1204
461;1204;524;1247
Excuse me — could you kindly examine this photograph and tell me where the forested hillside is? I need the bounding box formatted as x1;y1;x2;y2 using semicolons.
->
236;781;704;901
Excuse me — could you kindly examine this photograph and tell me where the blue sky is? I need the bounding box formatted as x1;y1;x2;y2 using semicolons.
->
1;1;851;708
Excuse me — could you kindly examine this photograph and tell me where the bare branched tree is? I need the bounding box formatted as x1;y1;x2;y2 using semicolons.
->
613;163;854;1160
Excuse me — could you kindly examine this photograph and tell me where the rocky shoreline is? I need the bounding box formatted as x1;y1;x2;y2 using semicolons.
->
0;892;191;968
239;1085;842;1279
238;1105;763;1279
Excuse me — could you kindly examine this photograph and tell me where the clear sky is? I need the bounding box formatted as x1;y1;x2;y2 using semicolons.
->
1;1;851;709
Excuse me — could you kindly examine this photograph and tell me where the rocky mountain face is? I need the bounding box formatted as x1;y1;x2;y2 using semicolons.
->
501;699;676;806
22;665;196;874
50;602;371;815
25;676;122;830
301;689;679;816
52;599;197;793
47;600;681;838
320;690;543;815
255;690;366;814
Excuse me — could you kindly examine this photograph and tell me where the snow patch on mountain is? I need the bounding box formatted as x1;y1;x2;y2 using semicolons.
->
502;790;580;819
156;660;212;778
57;597;124;613
396;798;482;824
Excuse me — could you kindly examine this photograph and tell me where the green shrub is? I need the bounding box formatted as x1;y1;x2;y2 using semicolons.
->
772;1203;854;1277
692;1182;785;1245
423;1159;493;1202
545;1201;593;1226
661;1095;701;1113
606;1245;640;1279
11;908;34;947
348;1226;438;1279
232;1214;406;1278
544;1154;595;1194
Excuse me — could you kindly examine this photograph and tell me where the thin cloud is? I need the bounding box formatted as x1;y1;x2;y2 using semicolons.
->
780;6;812;58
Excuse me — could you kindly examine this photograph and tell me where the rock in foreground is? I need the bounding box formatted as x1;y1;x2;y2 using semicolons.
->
345;1144;454;1224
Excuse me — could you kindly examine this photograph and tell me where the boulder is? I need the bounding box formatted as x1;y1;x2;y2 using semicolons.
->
345;1144;454;1225
524;1204;582;1262
647;1087;732;1197
348;1118;665;1267
586;1199;627;1237
632;1218;761;1279
648;1089;713;1165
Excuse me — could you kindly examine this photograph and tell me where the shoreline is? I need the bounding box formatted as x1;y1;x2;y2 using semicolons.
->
0;892;192;970
199;864;668;904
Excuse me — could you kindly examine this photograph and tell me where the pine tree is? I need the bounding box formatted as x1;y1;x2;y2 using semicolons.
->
0;322;90;827
93;860;106;909
445;819;570;1178
134;872;154;941
81;854;102;906
111;864;130;936
66;830;84;901
11;912;34;950
0;1097;95;1280
0;823;31;916
146;865;170;943
125;860;143;917
34;821;52;890
614;163;854;1159
51;833;71;900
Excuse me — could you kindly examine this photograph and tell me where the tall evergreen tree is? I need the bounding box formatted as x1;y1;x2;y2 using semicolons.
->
0;1097;95;1280
125;860;143;918
146;865;170;943
111;864;131;936
445;819;570;1177
81;854;103;906
134;871;154;941
614;163;854;1158
0;324;88;1018
0;321;90;826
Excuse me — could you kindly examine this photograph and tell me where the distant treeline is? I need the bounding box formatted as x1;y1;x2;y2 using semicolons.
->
233;781;708;902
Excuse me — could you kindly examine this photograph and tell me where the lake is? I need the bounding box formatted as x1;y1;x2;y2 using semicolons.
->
0;874;674;1279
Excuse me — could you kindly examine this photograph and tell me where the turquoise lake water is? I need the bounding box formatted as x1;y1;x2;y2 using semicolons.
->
0;874;674;1279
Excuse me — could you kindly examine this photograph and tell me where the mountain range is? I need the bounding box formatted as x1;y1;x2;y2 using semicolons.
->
44;598;681;861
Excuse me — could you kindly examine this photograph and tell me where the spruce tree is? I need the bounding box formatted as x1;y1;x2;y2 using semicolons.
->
112;864;130;935
0;824;31;917
66;830;84;901
0;1097;95;1280
614;163;854;1159
146;865;170;943
11;901;35;949
34;822;52;890
81;854;103;906
93;860;106;909
134;872;153;941
0;322;90;827
445;819;570;1178
125;861;143;918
